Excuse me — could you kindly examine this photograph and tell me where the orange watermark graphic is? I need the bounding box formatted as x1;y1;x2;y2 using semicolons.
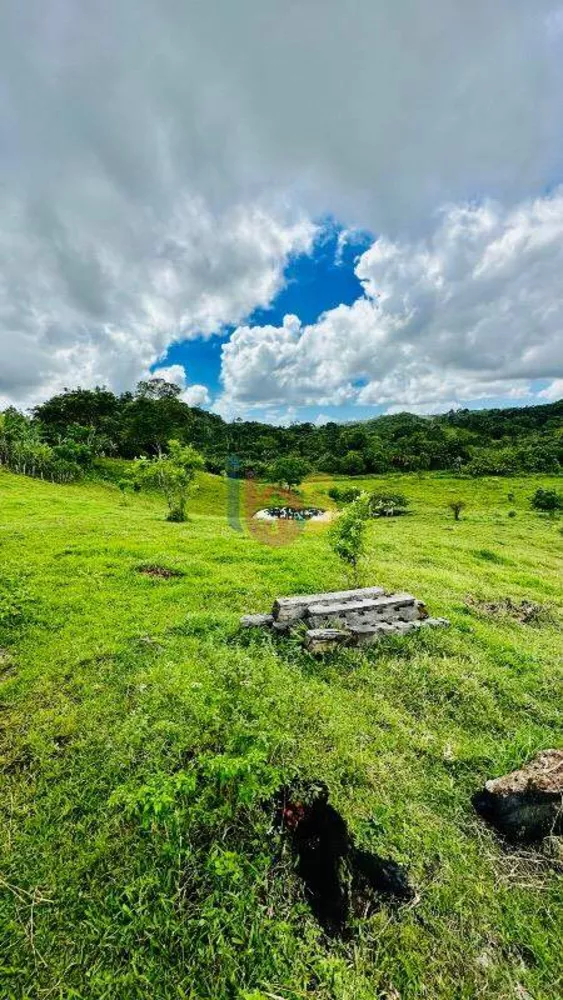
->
227;456;309;547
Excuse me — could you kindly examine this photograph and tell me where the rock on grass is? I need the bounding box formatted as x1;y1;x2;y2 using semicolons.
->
473;749;563;842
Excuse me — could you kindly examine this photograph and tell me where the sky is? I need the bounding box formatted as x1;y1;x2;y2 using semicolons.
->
1;1;563;424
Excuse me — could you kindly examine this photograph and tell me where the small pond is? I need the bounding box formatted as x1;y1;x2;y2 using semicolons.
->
253;506;330;522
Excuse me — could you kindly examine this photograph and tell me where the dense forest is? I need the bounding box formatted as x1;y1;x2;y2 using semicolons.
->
1;378;562;484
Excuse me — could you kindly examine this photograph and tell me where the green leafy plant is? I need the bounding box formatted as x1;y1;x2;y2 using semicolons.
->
327;486;362;505
134;439;204;522
531;487;562;513
448;499;466;521
328;492;371;584
109;770;197;831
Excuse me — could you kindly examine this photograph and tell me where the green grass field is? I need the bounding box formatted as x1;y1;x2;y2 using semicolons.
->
1;468;562;1000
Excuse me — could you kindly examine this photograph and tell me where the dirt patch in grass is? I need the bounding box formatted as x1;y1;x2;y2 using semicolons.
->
136;564;184;579
466;596;553;626
274;782;414;936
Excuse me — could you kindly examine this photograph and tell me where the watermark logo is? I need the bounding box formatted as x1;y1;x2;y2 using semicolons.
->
226;454;306;547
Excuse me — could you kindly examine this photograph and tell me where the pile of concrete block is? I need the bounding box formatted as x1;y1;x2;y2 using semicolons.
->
241;586;449;653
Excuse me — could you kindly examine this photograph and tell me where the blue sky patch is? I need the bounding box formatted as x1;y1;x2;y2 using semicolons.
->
155;221;372;401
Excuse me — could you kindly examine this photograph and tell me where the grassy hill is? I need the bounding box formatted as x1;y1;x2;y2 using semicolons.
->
0;469;562;999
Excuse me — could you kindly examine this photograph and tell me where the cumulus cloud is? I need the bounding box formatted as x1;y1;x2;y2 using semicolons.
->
0;194;314;408
149;365;188;389
1;1;563;410
219;191;563;413
182;384;211;408
149;363;212;408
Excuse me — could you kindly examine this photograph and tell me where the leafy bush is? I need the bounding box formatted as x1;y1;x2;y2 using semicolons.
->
465;449;518;476
531;488;562;512
328;493;371;583
0;574;34;640
368;492;409;517
134;440;204;522
448;499;466;521
339;450;366;476
327;486;362;505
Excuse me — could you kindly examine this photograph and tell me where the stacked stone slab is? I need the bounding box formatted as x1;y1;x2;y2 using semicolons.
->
240;586;449;652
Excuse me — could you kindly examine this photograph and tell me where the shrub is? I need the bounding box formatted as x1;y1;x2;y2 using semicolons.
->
328;493;371;584
508;509;516;518
327;486;362;506
530;488;562;513
448;499;465;521
465;449;518;476
368;492;409;517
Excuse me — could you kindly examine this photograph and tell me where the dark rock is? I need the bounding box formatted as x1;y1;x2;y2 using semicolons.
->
473;749;563;842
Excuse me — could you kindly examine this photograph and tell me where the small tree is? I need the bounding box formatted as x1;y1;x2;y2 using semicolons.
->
328;493;371;585
448;499;465;521
531;488;562;513
266;455;310;491
134;440;204;522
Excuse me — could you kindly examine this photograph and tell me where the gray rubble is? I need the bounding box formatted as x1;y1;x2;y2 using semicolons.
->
273;586;385;623
242;585;449;653
240;613;275;628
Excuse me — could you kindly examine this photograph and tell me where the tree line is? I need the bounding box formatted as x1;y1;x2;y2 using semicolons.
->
0;378;561;484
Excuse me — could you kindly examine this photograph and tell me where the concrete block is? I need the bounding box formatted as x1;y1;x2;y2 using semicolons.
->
273;586;385;622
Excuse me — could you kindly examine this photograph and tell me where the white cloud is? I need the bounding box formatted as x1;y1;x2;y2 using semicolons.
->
181;384;211;407
1;2;563;410
149;364;211;408
538;378;563;401
150;365;188;388
218;191;563;413
0;195;314;408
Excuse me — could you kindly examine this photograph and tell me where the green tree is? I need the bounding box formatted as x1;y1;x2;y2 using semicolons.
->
134;440;204;522
339;450;366;475
266;455;310;490
328;493;371;584
135;378;182;400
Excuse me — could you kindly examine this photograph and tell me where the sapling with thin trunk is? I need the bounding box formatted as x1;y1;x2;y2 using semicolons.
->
448;499;465;521
328;492;371;585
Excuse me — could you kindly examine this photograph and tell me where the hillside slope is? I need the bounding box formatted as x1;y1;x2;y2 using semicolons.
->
0;470;562;999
